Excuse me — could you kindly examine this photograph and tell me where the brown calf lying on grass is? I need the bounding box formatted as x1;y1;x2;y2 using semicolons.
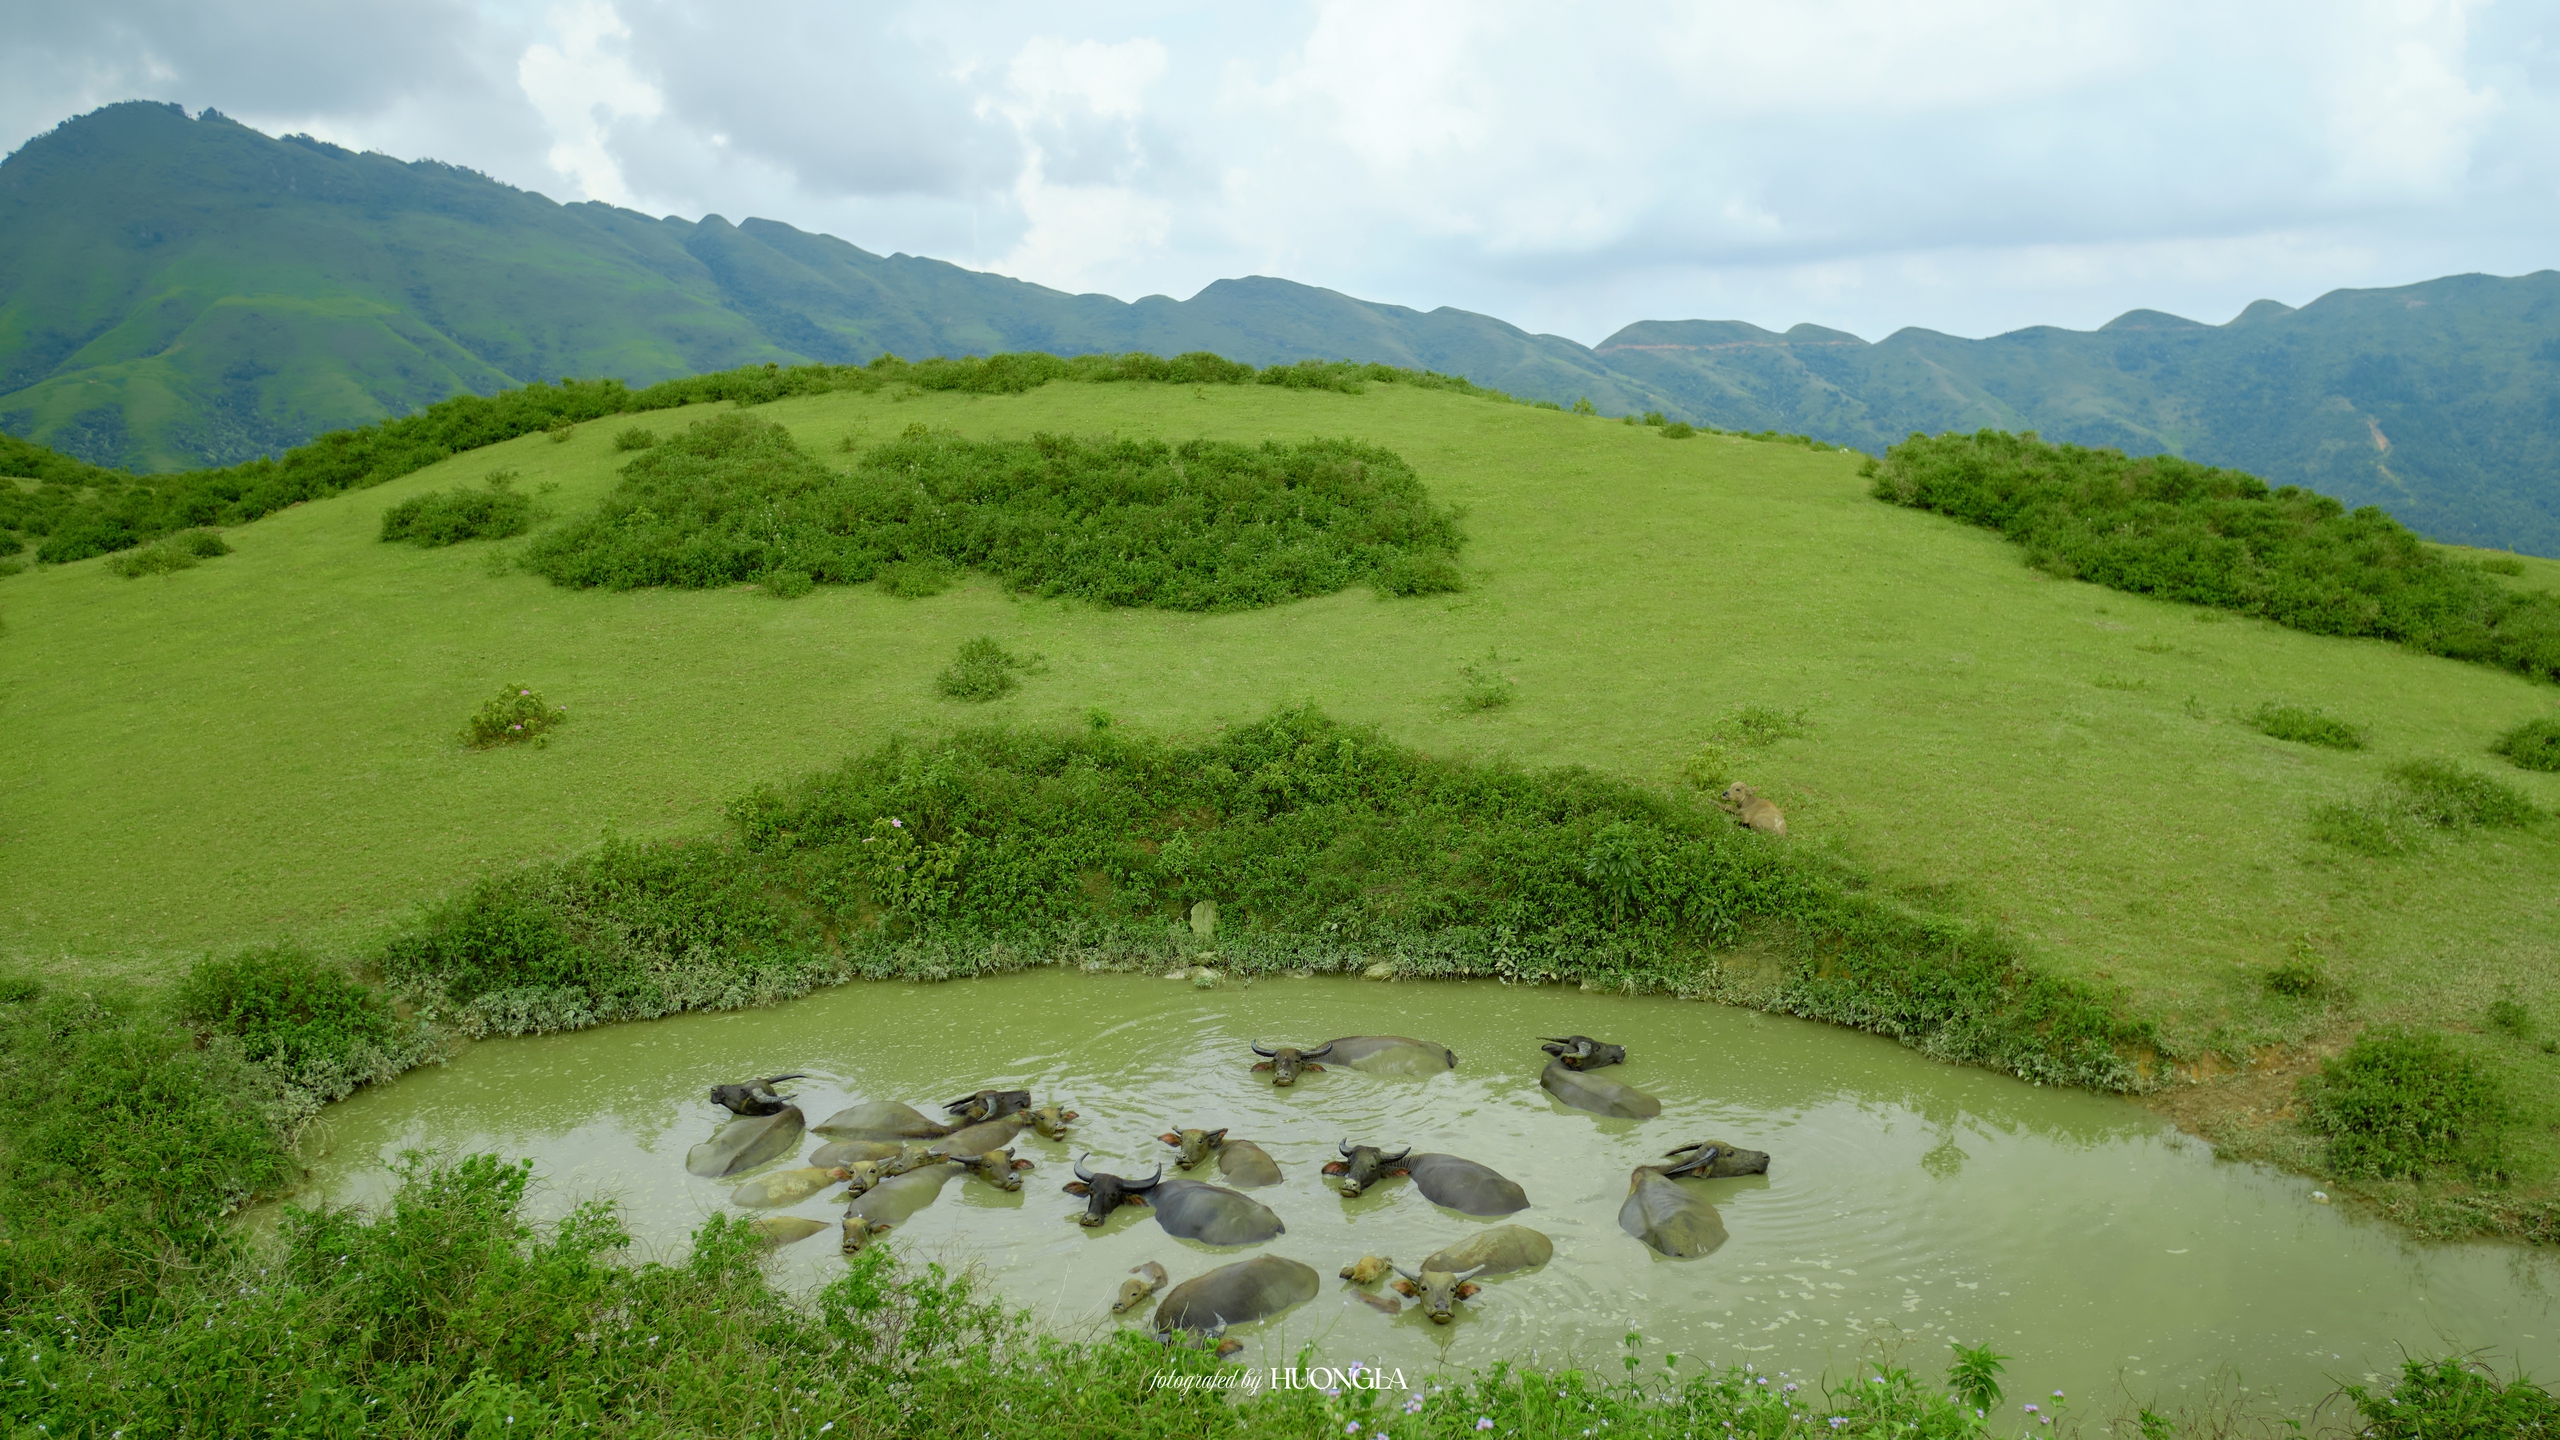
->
1718;783;1787;836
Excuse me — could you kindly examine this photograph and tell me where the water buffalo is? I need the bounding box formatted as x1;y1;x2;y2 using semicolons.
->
1617;1150;1732;1258
1157;1128;1283;1187
1152;1256;1321;1338
1404;1153;1531;1216
1719;783;1786;837
1064;1155;1162;1226
1662;1139;1771;1178
1249;1041;1331;1085
1029;1104;1079;1140
933;1114;1030;1157
1150;1179;1286;1245
810;1101;956;1141
748;1216;830;1247
1421;1224;1554;1277
1318;1036;1458;1075
710;1073;806;1116
1356;1290;1403;1315
1540;1058;1661;1119
686;1106;806;1178
731;1165;848;1209
945;1147;1035;1192
1539;1036;1626;1071
943;1089;1033;1124
808;1138;913;1169
1114;1260;1169;1313
840;1163;961;1253
1322;1141;1410;1197
1390;1262;1483;1323
1339;1255;1395;1285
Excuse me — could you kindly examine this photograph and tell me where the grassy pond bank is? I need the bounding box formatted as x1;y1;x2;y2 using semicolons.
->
295;970;2560;1415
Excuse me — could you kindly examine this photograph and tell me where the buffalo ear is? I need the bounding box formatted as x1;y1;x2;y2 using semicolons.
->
1063;1110;1078;1122
1124;1195;1149;1208
1390;1280;1418;1298
1159;1133;1181;1146
1249;1062;1274;1072
1457;1283;1482;1300
1011;1158;1036;1170
1301;1062;1326;1072
1063;1181;1091;1195
1388;1167;1409;1177
1204;1128;1227;1145
1321;1161;1350;1176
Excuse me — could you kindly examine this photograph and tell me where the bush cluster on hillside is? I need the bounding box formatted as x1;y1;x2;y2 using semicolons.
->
937;636;1032;701
465;685;569;748
1871;430;2560;682
376;706;2148;1087
523;416;1466;610
103;526;229;576
2495;715;2560;772
2247;701;2368;750
377;471;534;546
2311;759;2539;856
0;350;1521;568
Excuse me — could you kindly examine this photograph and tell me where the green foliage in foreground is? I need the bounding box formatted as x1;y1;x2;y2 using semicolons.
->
523;416;1464;610
2346;1356;2560;1437
376;707;2151;1088
2496;715;2560;773
104;526;229;576
169;942;439;1108
2247;701;2368;751
3;349;1516;568
376;470;533;546
1871;430;2560;682
2302;1025;2515;1182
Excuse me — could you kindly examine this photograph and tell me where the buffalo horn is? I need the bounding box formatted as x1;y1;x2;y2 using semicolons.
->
1131;1164;1163;1190
1339;1138;1355;1157
1073;1153;1096;1183
1393;1263;1421;1281
1249;1041;1276;1057
1384;1146;1411;1162
1304;1042;1333;1059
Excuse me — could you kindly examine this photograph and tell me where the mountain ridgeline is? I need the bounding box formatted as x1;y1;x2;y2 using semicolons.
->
4;101;2558;554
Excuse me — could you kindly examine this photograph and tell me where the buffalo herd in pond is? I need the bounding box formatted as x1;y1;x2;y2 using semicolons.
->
685;1032;1771;1352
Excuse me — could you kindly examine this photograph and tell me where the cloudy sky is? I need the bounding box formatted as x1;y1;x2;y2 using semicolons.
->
4;0;2554;344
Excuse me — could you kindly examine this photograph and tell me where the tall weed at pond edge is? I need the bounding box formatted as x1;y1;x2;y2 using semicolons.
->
2301;1025;2513;1182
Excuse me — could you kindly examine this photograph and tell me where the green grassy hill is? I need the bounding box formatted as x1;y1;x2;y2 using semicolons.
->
4;376;2555;1226
9;102;2560;557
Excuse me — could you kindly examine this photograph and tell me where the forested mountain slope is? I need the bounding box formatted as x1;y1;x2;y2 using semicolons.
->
5;101;2556;553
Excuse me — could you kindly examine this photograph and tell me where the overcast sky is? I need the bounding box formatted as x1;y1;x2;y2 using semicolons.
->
4;0;2555;345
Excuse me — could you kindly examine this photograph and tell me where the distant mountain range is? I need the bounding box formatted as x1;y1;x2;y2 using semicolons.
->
5;102;2557;555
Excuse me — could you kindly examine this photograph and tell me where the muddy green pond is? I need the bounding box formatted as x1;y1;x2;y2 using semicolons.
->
298;972;2556;1407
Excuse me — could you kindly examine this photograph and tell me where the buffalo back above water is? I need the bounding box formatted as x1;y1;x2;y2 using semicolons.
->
1403;1153;1529;1216
810;1101;954;1141
685;1106;806;1178
1618;1167;1728;1258
1152;1256;1321;1336
1539;1059;1662;1120
1319;1035;1458;1075
1150;1178;1286;1246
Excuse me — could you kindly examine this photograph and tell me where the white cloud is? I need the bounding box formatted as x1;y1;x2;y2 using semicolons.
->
516;0;662;206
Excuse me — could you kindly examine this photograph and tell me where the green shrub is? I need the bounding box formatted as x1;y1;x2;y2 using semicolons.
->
2346;1356;2560;1437
525;417;1465;611
936;636;1027;702
1643;411;1667;427
611;424;657;451
2263;950;2332;999
1571;397;1597;415
465;684;569;748
2300;1025;2511;1181
1680;740;1736;793
2493;715;2560;772
543;417;575;443
875;557;957;597
2480;554;2527;576
760;566;814;599
2387;759;2537;829
170;944;432;1103
2248;702;2367;750
381;706;2152;1086
1721;704;1810;747
2488;995;2534;1039
2309;794;2431;856
105;528;228;576
1455;650;1517;710
1869;430;2560;683
379;471;534;546
1661;421;1696;439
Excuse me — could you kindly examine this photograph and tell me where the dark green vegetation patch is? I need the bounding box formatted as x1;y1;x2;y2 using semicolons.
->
524;416;1465;610
2494;715;2560;773
378;707;2148;1088
937;636;1032;701
465;685;569;749
102;526;228;577
2301;1025;2514;1182
378;471;534;546
2247;701;2368;751
2310;759;2540;856
1872;430;2560;682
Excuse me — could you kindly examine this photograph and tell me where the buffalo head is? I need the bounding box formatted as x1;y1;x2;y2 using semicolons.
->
1030;1104;1079;1139
1063;1153;1162;1226
944;1088;1033;1124
1662;1140;1771;1178
840;1215;892;1255
1391;1262;1486;1323
1539;1036;1626;1071
1322;1139;1411;1197
1157;1126;1230;1170
942;1146;1036;1192
1248;1041;1332;1085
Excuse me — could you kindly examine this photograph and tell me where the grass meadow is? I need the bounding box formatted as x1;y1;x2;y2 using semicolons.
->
3;378;2556;1209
